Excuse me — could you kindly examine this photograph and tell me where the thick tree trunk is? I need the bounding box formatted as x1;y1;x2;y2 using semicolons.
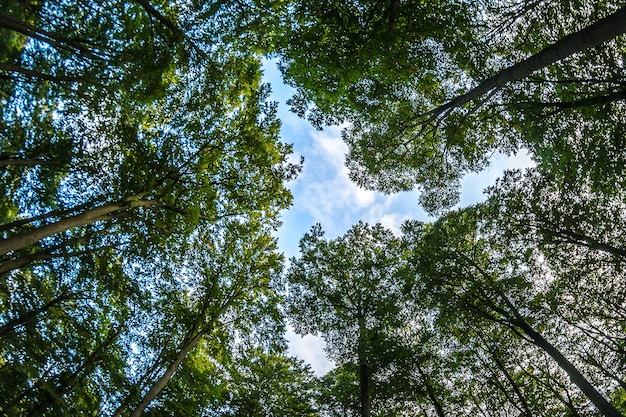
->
359;361;371;417
0;196;156;256
425;6;626;120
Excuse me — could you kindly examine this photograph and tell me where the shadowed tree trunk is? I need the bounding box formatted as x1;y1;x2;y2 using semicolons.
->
0;291;71;338
482;289;625;417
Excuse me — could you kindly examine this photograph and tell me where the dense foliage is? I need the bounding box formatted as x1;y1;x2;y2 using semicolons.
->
2;0;626;416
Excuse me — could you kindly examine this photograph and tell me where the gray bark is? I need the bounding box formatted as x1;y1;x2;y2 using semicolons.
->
424;6;626;121
0;196;156;256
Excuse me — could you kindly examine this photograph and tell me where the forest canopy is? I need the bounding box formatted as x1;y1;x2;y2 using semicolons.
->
1;0;626;416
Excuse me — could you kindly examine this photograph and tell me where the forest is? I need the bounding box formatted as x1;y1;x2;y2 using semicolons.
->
1;0;626;415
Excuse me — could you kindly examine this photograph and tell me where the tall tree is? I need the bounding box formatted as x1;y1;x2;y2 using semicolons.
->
1;1;300;414
275;1;626;213
402;207;626;416
285;222;407;417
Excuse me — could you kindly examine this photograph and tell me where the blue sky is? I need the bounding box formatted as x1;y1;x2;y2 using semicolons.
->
262;59;534;375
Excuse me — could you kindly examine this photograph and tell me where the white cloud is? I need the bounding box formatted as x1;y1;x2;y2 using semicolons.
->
285;327;334;376
292;126;380;234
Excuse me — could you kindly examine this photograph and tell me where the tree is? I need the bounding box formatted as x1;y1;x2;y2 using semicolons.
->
402;207;626;416
113;219;287;416
274;1;626;213
285;222;408;417
218;347;319;416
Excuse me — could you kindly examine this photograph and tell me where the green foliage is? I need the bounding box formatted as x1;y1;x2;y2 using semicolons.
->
0;1;299;415
275;0;626;213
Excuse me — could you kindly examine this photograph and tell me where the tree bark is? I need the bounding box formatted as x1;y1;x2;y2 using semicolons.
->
0;155;62;165
514;89;626;111
512;319;623;417
357;316;371;417
424;6;626;120
541;228;626;258
470;281;623;417
416;365;445;417
0;195;156;257
489;349;533;417
125;292;239;417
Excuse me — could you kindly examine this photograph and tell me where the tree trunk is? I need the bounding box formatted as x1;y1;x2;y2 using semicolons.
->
0;196;156;256
124;294;237;417
0;155;62;165
505;305;622;416
416;365;445;417
425;6;626;120
489;349;533;417
475;285;623;417
359;362;371;417
542;228;626;258
513;319;624;417
126;323;211;417
0;240;121;275
0;291;70;338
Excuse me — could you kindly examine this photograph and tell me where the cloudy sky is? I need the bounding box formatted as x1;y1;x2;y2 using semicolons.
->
262;59;534;375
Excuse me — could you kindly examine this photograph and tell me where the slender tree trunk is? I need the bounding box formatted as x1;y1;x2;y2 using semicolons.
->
126;323;212;417
515;89;626;111
585;356;626;392
0;196;156;256
27;326;125;416
425;6;626;120
416;365;445;417
359;361;371;417
0;291;70;338
512;319;624;417
0;155;62;165
541;228;626;258
489;349;533;417
0;241;121;275
490;291;624;417
357;317;371;417
124;294;238;417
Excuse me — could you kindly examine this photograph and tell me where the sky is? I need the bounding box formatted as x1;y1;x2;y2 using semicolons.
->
261;59;535;375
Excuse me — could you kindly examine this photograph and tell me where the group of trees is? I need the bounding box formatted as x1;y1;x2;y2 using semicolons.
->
0;0;310;415
1;0;626;415
279;0;626;416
